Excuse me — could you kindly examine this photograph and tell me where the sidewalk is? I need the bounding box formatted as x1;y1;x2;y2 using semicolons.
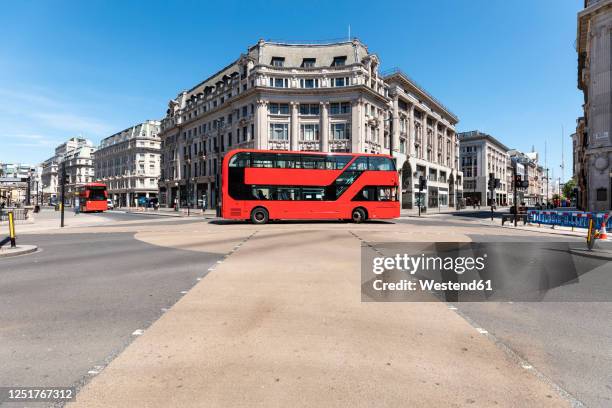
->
112;207;217;218
400;206;509;217
68;227;567;408
0;208;112;233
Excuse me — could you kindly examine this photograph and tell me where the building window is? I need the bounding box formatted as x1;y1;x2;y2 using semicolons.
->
269;123;289;140
596;188;607;201
331;123;350;140
332;56;347;67
331;77;349;87
269;77;288;88
268;103;290;115
300;124;319;141
299;78;319;88
299;104;320;115
302;58;316;67
329;102;351;115
271;57;285;67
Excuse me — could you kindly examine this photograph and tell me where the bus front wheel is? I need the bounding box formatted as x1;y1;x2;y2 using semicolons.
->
352;208;367;223
250;207;269;225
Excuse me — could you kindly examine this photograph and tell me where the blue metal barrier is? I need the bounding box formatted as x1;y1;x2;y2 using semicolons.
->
527;210;611;229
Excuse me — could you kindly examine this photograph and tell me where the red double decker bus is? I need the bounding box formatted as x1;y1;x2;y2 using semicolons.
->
76;183;108;212
221;149;399;224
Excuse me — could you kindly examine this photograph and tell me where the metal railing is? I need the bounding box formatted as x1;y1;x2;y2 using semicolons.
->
527;210;612;230
0;208;29;221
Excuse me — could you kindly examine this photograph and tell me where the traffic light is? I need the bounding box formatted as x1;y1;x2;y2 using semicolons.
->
495;178;501;188
419;176;427;191
514;175;522;188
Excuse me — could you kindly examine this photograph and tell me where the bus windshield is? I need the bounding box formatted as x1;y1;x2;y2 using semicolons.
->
88;187;106;201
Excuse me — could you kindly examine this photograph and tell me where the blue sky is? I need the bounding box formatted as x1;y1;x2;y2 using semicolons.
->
0;0;582;181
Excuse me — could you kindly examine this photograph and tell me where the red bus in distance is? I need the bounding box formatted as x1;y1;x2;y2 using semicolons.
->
76;183;108;212
221;149;399;224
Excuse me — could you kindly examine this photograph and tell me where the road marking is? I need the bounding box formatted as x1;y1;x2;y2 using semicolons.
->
88;370;99;375
475;328;488;334
132;329;144;336
161;308;168;312
196;277;202;281
180;291;188;294
448;306;458;310
521;364;534;370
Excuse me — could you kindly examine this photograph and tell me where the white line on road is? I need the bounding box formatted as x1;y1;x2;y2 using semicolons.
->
476;328;488;334
132;329;144;336
180;291;188;294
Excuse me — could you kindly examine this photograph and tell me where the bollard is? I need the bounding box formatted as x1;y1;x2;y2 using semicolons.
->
8;211;16;248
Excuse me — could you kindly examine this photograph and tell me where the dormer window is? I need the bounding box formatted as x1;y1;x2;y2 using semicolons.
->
271;57;285;67
332;56;347;67
301;58;316;68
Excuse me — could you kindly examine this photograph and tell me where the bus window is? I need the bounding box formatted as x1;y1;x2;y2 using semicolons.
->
275;154;301;169
348;156;368;171
252;187;271;200
325;155;351;170
302;187;325;200
352;186;397;201
302;155;326;169
368;157;395;171
229;152;250;167
252;153;275;168
276;187;300;200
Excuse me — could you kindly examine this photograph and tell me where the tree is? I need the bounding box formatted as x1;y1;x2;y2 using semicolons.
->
563;177;576;199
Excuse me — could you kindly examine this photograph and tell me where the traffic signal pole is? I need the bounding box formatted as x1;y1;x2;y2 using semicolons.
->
60;162;66;228
513;164;518;227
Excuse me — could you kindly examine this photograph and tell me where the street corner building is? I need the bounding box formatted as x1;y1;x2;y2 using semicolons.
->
157;38;463;210
94;120;161;207
575;0;612;211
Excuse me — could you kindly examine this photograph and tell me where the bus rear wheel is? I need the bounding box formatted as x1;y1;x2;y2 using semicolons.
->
352;208;367;223
250;207;269;225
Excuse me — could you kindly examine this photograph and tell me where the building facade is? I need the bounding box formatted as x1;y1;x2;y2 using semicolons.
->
0;163;36;206
95;120;161;207
575;0;612;211
41;137;96;202
158;39;461;210
508;150;544;206
458;131;510;206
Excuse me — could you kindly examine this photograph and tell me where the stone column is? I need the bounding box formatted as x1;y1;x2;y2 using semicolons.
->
409;105;416;157
433;119;439;164
320;102;329;152
351;99;362;152
392;96;400;156
290;102;299;151
407;105;416;155
255;100;268;149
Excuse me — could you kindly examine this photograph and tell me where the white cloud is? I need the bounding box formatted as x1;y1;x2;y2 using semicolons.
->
0;86;115;139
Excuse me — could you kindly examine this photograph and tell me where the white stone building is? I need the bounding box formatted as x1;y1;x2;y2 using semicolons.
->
41;137;96;202
158;39;461;209
95;120;161;207
575;0;612;211
458;131;510;206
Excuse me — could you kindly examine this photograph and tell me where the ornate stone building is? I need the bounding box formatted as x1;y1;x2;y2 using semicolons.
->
458;131;510;206
575;0;612;211
94;120;161;207
41;137;95;202
158;39;461;209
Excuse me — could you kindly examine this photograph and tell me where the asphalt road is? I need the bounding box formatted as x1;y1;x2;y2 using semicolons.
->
1;212;610;407
457;230;612;408
0;226;221;407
